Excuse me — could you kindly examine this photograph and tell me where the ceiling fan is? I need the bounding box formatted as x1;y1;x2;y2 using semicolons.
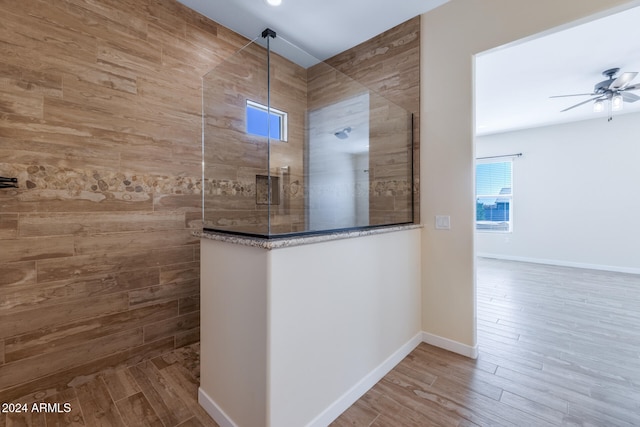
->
551;68;640;121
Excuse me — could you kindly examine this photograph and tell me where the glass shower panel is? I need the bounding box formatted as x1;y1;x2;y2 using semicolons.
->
202;39;270;235
264;35;311;234
367;90;414;227
304;59;414;233
202;30;414;238
306;91;371;231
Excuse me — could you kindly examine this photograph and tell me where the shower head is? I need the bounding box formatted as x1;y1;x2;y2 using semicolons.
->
334;127;352;140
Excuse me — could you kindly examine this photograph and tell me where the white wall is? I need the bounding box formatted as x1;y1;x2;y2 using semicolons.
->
269;229;421;426
200;240;268;427
199;228;422;427
420;0;637;349
476;112;640;273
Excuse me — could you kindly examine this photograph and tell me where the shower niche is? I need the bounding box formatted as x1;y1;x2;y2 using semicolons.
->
202;29;414;238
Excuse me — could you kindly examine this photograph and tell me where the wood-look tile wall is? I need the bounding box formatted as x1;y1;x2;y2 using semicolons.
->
311;17;421;223
0;0;243;400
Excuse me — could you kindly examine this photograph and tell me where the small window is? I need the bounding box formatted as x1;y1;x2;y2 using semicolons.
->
246;100;287;141
476;160;512;232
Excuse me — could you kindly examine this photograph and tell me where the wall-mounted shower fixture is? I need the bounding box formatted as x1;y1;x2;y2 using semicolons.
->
0;177;18;189
334;127;352;140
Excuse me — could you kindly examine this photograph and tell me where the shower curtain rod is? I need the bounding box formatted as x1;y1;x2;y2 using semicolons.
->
476;153;522;160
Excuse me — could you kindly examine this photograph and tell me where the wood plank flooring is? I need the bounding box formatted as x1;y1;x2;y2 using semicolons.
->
332;258;640;426
1;343;218;427
3;258;639;426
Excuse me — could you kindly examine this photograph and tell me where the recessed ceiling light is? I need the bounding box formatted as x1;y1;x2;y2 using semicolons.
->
266;0;282;6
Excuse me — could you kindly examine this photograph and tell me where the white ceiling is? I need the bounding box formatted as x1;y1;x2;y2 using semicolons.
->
476;4;640;136
178;1;640;135
177;0;448;63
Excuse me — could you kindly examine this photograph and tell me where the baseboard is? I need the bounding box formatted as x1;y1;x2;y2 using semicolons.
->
305;332;423;427
421;331;478;359
198;331;473;427
198;388;238;427
477;253;640;275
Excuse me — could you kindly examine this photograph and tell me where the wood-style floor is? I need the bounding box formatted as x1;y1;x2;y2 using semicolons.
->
333;258;640;426
3;258;639;426
0;343;219;427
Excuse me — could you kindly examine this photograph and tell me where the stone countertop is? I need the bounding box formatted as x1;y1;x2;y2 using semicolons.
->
194;224;422;250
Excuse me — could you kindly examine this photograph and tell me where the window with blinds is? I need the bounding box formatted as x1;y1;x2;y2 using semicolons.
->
476;160;512;232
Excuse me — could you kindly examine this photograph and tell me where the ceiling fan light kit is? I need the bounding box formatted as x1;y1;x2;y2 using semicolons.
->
551;67;640;121
612;93;624;111
593;99;605;113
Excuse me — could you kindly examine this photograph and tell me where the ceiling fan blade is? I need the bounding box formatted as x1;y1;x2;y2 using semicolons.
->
622;92;640;103
560;96;605;112
610;72;638;90
622;83;640;91
549;93;595;98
